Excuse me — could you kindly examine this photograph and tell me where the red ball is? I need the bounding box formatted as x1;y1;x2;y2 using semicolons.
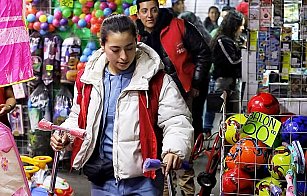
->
222;167;253;193
33;21;41;31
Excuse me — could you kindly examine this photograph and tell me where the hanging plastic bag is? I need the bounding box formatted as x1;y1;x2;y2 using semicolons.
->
53;86;73;125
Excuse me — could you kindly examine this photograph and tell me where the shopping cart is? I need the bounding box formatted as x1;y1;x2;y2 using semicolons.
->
191;91;227;196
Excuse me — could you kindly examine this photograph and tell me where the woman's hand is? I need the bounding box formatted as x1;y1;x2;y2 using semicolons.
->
162;153;182;176
50;132;70;151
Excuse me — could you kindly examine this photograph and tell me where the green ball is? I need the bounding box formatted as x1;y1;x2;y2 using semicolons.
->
62;8;72;18
74;2;82;9
95;10;104;18
116;6;123;14
73;8;82;16
125;0;133;4
94;1;100;10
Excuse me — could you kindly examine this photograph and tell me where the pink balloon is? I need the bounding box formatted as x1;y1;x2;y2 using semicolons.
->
72;16;80;23
54;11;62;20
100;2;108;10
52;18;60;27
85;14;92;23
108;2;117;11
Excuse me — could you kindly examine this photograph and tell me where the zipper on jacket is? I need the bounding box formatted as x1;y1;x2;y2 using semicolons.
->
115;175;120;185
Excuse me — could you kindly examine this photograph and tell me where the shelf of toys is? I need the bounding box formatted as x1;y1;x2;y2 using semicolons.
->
220;0;307;195
13;0;143;157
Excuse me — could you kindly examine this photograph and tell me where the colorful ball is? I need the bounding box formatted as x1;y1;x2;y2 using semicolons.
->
87;41;97;50
60;18;68;26
116;6;123;14
124;8;130;16
247;92;280;115
33;21;41;31
40;22;49;30
103;8;112;16
83;48;92;56
62;8;72;18
59;25;68;31
108;2;117;10
79;0;87;4
54;11;62;20
86;1;94;8
281;116;307;147
73;8;82;16
36;11;44;19
80;55;88;62
268;146;291;180
47;15;54;24
122;2;130;9
39;29;47;35
225;114;248;145
52;19;60;27
85;14;92;23
78;19;87;28
94;1;101;10
27;14;36;23
72;16;80;23
225;137;268;172
39;15;47;23
100;2;108;10
255;177;282;196
95;10;104;18
222;167;253;194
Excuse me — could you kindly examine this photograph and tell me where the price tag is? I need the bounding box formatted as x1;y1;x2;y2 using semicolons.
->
129;5;137;15
60;0;74;8
241;112;282;147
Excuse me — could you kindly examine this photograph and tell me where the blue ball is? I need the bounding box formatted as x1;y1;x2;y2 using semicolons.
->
27;14;36;23
83;48;92;56
124;8;130;16
281;116;307;147
87;41;97;50
78;19;87;28
80;55;88;62
39;29;47;35
104;8;112;17
47;15;54;24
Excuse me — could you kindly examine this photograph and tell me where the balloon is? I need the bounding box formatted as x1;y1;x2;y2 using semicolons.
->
26;14;36;23
62;8;72;18
33;21;41;31
59;25;68;31
103;8;112;16
86;1;94;8
108;2;117;11
39;15;47;22
124;8;130;16
27;7;38;14
114;0;122;5
27;22;34;30
39;29;48;35
36;11;44;19
48;24;56;32
73;8;82;16
97;16;104;25
95;10;104;18
52;19;60;27
54;11;62;20
122;2;130;9
74;2;82;9
40;22;49;30
90;16;98;24
54;7;61;13
79;0;87;4
82;6;91;14
72;16;80;23
80;55;88;62
78;19;87;28
94;2;100;10
83;48;92;56
87;41;97;50
125;0;133;4
79;13;86;19
47;15;54;23
85;14;92;23
60;18;68;26
32;0;40;5
100;2;108;10
116;5;123;14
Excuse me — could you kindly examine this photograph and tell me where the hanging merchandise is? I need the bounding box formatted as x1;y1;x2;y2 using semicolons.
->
29;31;44;87
27;84;52;156
53;86;73;125
0;0;34;87
60;36;81;83
42;35;62;86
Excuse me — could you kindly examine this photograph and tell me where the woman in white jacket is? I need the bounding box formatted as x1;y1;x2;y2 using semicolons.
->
50;14;193;195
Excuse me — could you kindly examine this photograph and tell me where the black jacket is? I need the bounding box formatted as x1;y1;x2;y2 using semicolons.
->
136;8;212;93
212;35;242;79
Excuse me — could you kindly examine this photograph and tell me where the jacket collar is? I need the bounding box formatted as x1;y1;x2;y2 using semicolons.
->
80;42;164;91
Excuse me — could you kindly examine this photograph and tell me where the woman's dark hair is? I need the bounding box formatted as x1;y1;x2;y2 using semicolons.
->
208;6;220;15
210;10;244;47
100;14;137;45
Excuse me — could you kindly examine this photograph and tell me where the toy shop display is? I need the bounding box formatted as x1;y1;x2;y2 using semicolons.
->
0;0;34;87
53;86;73;125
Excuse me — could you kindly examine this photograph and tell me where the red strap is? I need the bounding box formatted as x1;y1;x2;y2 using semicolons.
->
139;71;165;179
71;69;92;167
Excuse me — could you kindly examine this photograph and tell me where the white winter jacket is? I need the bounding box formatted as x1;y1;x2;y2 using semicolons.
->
62;42;194;180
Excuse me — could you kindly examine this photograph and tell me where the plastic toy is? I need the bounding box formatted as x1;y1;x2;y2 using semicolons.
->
224;113;248;145
268;146;291;180
247;92;280;115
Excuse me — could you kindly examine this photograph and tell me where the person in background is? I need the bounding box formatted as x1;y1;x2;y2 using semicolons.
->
171;0;185;17
203;5;235;138
178;11;211;45
50;14;193;196
211;10;245;115
136;0;212;195
0;86;16;128
203;6;220;33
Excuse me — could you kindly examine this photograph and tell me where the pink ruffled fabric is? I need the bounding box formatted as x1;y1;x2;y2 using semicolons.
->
0;0;33;86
